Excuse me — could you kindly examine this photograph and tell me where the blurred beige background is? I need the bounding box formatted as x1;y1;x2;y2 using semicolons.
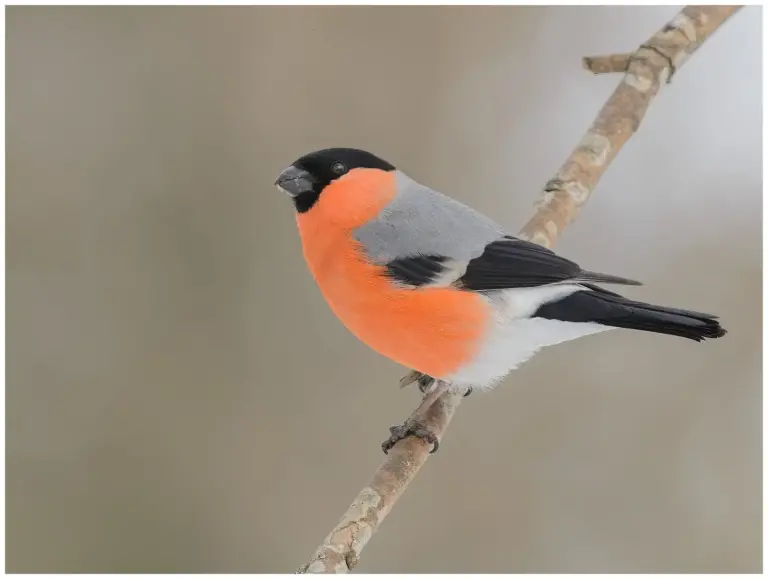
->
6;5;761;573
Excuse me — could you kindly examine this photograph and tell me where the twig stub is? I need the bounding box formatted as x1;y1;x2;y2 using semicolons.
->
583;53;632;74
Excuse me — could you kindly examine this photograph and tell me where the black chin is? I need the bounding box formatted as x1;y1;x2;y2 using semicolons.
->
293;190;321;213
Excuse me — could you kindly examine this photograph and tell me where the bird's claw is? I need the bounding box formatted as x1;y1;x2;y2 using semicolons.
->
400;370;438;394
464;386;473;397
399;369;422;388
381;419;440;454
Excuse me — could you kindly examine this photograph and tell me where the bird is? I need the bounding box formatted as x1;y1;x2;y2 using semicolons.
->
274;147;726;453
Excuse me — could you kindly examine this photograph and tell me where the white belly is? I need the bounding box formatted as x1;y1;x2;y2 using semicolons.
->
443;285;614;390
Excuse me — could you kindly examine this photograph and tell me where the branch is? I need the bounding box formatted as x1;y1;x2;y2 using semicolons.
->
298;5;742;573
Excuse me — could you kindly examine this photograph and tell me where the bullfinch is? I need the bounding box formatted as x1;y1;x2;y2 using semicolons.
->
274;147;726;453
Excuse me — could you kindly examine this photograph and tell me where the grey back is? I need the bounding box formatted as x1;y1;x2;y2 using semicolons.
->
353;171;506;265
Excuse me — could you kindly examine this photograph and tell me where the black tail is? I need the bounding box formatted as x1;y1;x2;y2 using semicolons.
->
534;285;726;342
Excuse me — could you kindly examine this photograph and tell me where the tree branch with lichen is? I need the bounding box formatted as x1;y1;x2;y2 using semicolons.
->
297;5;742;573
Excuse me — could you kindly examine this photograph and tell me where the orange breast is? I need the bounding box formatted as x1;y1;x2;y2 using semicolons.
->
296;216;490;379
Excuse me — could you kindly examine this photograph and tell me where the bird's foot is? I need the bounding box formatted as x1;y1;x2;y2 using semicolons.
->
381;419;440;454
400;370;437;394
401;370;472;398
399;369;422;388
400;370;441;395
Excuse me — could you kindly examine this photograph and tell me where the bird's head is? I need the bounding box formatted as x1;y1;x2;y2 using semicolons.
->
275;148;396;216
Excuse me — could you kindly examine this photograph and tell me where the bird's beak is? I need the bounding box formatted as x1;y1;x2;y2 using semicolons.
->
274;165;314;198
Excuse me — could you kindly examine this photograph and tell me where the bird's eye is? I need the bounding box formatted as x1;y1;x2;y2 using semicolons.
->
331;161;346;175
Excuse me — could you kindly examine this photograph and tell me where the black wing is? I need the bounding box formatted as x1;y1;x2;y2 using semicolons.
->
456;236;641;290
383;236;641;290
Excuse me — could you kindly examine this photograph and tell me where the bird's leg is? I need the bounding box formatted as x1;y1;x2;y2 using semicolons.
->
382;380;453;454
